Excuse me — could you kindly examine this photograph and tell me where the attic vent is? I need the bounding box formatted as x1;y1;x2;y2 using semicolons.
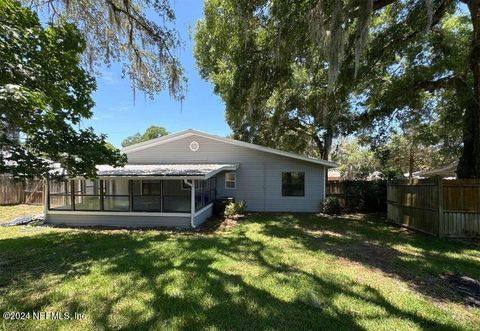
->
189;141;200;152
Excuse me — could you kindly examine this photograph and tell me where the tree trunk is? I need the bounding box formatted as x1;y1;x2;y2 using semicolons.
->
320;129;333;160
458;0;480;178
312;128;333;160
408;142;414;179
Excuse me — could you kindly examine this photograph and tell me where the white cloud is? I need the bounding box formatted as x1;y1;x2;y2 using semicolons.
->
91;114;113;121
100;70;120;85
109;105;131;112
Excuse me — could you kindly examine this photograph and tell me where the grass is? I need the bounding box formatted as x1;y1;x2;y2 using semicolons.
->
0;206;479;330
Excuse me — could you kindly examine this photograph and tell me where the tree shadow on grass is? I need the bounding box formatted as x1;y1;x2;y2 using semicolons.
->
0;216;475;330
261;213;480;308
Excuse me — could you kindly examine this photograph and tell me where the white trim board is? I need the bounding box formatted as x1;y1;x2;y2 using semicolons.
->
122;129;338;168
194;203;214;217
47;210;191;217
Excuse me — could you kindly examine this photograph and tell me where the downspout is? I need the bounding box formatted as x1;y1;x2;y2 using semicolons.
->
183;179;195;228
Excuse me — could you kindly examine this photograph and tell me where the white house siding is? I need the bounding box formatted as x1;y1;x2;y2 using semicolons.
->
126;134;326;213
46;213;191;228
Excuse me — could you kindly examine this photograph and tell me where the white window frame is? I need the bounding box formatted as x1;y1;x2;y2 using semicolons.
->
225;172;236;189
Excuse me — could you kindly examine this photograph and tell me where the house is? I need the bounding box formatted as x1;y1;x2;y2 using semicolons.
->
411;162;457;179
45;129;337;228
327;169;342;181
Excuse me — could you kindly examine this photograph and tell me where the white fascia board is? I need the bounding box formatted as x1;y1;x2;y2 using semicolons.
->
120;129;197;153
204;164;239;179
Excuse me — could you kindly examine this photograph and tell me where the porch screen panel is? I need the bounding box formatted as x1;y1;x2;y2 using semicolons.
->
132;180;162;212
163;180;190;212
103;179;129;211
195;178;216;211
48;180;71;210
73;179;101;210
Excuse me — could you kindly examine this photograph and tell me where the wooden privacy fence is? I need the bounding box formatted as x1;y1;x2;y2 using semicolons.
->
0;175;44;205
387;179;480;238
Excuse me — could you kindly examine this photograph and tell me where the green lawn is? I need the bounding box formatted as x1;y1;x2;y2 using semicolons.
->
0;206;479;330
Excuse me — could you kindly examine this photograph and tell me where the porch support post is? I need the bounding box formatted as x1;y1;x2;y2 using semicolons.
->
70;180;75;211
128;180;133;212
184;179;196;228
191;179;195;228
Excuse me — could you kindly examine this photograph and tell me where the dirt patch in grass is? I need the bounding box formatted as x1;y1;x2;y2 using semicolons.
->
325;239;480;308
446;273;480;308
199;216;244;233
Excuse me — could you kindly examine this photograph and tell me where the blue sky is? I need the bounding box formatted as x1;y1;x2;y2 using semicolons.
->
80;1;230;147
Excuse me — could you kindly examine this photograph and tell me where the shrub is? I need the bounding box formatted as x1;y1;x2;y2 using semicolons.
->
327;180;387;212
321;197;342;215
224;200;246;218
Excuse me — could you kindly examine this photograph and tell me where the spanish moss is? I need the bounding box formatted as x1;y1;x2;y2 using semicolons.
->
354;0;373;78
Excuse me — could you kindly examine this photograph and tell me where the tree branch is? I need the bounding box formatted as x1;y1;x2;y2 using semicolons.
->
363;0;454;78
105;0;176;62
414;76;465;92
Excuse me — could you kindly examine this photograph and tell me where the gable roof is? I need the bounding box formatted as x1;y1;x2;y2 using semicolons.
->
121;129;338;168
412;162;458;179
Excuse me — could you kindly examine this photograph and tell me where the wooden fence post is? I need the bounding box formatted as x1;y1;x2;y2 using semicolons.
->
438;177;444;237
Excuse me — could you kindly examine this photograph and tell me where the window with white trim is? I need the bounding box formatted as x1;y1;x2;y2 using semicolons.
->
225;172;236;189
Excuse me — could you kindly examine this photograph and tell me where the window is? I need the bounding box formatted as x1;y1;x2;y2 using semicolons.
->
282;172;305;196
225;172;236;189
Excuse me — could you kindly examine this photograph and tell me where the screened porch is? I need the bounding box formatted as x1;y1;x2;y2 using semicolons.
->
48;178;216;213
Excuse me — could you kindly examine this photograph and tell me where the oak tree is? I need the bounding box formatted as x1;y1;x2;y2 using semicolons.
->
0;0;126;179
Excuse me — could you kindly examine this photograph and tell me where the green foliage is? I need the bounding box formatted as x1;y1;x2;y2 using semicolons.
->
351;7;467;175
345;1;479;178
195;0;479;177
224;200;246;217
195;0;352;159
321;196;342;215
0;0;126;179
332;139;379;180
24;0;186;99
121;125;169;147
373;132;460;178
341;181;387;213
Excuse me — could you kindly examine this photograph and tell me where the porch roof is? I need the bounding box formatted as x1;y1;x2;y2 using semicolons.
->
94;164;238;179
